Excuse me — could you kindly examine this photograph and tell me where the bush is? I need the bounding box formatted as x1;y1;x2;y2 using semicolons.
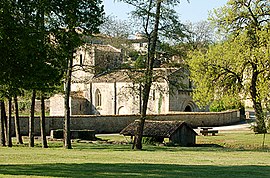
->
210;99;244;112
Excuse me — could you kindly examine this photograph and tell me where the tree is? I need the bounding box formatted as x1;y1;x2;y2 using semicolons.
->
0;0;25;147
40;93;48;148
0;101;5;146
6;98;12;147
29;90;36;147
0;0;67;147
189;0;270;133
14;95;23;144
51;0;104;149
118;0;187;149
100;16;132;39
184;21;215;51
159;20;215;68
0;101;7;147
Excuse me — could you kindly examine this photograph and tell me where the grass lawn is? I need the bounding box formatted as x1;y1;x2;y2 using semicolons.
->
0;130;269;178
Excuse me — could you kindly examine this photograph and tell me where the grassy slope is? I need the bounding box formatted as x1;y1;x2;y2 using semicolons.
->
0;131;269;178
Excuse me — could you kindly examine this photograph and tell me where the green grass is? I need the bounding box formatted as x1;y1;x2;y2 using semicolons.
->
0;130;269;178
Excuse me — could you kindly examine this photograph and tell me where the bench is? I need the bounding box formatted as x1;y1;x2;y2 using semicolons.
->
200;130;218;136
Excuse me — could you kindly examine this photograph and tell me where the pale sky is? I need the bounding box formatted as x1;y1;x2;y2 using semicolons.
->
103;0;228;23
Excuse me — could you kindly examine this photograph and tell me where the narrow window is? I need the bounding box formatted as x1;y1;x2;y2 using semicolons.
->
95;89;101;107
80;54;83;66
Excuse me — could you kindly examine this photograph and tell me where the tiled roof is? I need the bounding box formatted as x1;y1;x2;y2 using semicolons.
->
120;120;195;137
94;44;121;53
92;68;181;83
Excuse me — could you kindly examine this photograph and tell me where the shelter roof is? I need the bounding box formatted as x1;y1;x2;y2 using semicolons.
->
120;120;196;137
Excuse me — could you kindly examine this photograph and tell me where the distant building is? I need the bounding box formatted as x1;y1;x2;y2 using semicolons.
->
90;68;198;115
50;35;199;116
129;33;149;53
71;44;123;94
50;67;198;116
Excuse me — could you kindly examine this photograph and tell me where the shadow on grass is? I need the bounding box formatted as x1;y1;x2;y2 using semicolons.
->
11;142;225;152
72;142;227;152
0;163;269;178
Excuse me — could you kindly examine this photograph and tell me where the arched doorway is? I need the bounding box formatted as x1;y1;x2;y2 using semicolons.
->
184;105;192;112
118;106;127;115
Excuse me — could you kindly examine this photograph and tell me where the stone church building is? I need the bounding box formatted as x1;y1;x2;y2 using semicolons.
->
50;36;199;116
90;68;198;115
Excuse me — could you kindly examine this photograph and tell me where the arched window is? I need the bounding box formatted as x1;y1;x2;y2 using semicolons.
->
152;89;156;100
95;89;101;107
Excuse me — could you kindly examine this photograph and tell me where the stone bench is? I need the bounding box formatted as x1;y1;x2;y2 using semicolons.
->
50;129;96;140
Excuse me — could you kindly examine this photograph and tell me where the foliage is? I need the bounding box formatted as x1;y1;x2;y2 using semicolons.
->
124;0;187;41
0;0;104;148
184;21;215;51
134;55;146;68
100;15;132;38
189;0;270;133
209;99;243;112
0;0;66;97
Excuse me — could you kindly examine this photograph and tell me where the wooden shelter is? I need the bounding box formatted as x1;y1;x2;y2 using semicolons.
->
120;120;197;146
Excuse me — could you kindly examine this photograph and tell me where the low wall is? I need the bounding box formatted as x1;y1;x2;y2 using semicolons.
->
11;110;241;136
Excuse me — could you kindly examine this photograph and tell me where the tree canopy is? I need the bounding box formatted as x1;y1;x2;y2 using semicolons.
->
189;0;270;133
0;0;104;148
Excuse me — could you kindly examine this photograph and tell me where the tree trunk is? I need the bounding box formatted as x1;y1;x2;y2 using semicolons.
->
0;101;6;146
64;51;73;149
253;101;266;133
14;95;23;144
133;0;161;150
7;98;12;147
250;68;266;133
29;90;36;147
40;94;48;148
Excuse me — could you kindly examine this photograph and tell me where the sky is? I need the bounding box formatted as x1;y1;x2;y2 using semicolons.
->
103;0;228;23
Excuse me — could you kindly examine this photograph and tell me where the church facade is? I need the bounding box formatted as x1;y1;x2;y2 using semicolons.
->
50;36;199;116
90;68;198;115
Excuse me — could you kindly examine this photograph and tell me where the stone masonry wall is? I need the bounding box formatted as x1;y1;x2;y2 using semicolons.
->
11;110;241;136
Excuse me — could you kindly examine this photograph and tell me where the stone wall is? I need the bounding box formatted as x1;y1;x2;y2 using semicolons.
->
11;110;241;136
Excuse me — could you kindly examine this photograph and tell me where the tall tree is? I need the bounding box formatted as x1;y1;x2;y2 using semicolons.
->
118;0;186;149
51;0;104;149
0;101;7;147
6;98;12;147
40;93;48;148
0;0;23;147
29;90;36;147
14;95;23;144
0;101;5;146
189;0;270;133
